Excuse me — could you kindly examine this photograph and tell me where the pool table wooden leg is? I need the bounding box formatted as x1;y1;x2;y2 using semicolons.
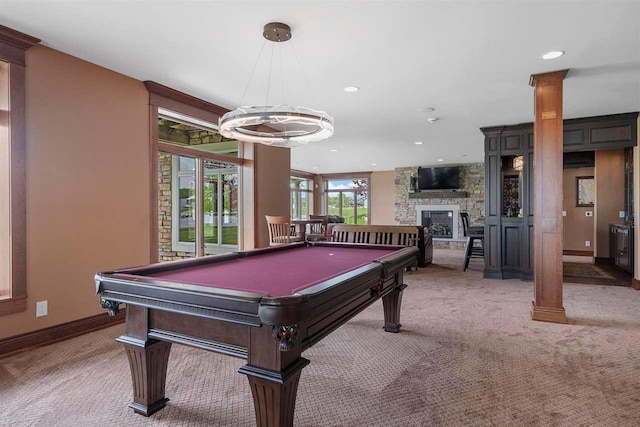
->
382;282;408;332
239;325;310;427
240;358;310;427
117;335;172;416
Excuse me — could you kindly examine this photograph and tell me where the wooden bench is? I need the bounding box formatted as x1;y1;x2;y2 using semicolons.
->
330;224;433;267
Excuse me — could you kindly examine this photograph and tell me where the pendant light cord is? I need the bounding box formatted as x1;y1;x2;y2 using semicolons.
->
239;39;267;107
265;42;275;109
279;43;287;134
279;43;286;105
289;39;318;106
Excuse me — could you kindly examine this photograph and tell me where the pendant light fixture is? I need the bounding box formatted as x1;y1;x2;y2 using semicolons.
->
219;22;334;147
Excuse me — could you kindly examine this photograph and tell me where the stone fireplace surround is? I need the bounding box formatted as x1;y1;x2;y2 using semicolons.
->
394;164;484;249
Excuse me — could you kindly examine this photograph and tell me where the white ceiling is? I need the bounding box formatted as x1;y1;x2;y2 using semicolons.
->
1;1;639;173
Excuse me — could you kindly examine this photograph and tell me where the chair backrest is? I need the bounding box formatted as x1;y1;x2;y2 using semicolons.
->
331;224;419;246
308;215;328;235
460;212;471;237
265;215;292;246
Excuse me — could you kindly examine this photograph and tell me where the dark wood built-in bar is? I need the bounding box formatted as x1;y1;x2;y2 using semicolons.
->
481;111;639;283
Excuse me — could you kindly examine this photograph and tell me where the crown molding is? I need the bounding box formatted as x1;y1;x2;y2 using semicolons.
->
0;24;40;50
0;25;40;65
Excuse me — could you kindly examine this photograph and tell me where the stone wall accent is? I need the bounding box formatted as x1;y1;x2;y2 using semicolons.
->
395;164;484;249
158;153;195;261
156;119;239;261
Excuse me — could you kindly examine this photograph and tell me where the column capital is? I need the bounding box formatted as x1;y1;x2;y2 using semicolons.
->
529;69;570;87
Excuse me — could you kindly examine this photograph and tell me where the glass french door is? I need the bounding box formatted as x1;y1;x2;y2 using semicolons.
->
157;153;238;262
203;162;239;249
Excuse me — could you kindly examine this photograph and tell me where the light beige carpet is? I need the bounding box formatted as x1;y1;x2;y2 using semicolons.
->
1;249;640;426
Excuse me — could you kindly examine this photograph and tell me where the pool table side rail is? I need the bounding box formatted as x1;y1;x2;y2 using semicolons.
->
106;252;241;275
301;247;416;348
96;275;268;327
301;268;403;350
257;262;385;326
234;241;412;259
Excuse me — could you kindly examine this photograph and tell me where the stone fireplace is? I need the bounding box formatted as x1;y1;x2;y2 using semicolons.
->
415;204;460;239
395;164;484;248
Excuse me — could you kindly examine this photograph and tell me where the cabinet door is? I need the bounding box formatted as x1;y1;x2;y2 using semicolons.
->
502;222;522;271
618;228;630;272
501;131;524;154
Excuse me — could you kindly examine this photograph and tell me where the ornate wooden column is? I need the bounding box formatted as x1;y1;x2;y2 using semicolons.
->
529;69;569;324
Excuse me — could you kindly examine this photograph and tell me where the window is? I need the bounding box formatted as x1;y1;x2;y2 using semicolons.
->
325;178;369;224
171;157;238;254
291;177;313;219
0;27;39;315
146;81;249;262
157;114;241;261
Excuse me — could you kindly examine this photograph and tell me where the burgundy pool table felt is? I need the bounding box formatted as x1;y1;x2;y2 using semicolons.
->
129;246;399;297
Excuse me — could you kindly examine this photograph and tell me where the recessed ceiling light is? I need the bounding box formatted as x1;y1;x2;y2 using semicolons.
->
427;117;439;123
437;159;444;162
330;149;338;152
542;51;564;60
417;107;435;113
312;166;319;170
370;163;377;166
414;141;424;145
343;86;359;92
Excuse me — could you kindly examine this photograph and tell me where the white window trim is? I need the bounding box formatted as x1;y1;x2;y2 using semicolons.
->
324;178;370;225
171;156;239;254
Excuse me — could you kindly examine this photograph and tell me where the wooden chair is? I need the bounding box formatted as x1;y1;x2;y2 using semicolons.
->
266;215;304;246
460;213;484;271
306;215;328;241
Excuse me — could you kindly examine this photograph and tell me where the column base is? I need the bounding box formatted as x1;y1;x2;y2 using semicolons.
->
531;301;568;324
632;278;640;290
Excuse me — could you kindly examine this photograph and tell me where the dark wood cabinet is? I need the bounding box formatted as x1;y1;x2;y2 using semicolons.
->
610;224;634;274
481;123;534;280
481;112;638;281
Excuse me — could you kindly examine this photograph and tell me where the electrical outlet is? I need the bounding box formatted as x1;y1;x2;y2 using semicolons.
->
36;300;48;317
562;211;567;217
585;211;593;217
619;211;626;218
585;241;591;247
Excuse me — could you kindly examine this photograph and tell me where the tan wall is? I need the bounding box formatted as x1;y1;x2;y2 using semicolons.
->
253;144;290;248
563;167;595;252
370;171;395;224
595;149;625;258
0;46;150;339
313;175;323;214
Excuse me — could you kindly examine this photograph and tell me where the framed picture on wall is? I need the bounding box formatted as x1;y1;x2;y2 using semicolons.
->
576;176;595;207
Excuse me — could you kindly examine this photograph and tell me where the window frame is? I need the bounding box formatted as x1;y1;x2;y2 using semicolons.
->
145;81;246;262
322;173;371;225
0;26;40;316
171;155;239;254
290;176;313;219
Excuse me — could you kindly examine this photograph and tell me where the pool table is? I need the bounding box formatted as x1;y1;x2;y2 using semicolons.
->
95;241;417;427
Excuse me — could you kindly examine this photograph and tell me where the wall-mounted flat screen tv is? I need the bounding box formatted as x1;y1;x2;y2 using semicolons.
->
418;166;460;190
